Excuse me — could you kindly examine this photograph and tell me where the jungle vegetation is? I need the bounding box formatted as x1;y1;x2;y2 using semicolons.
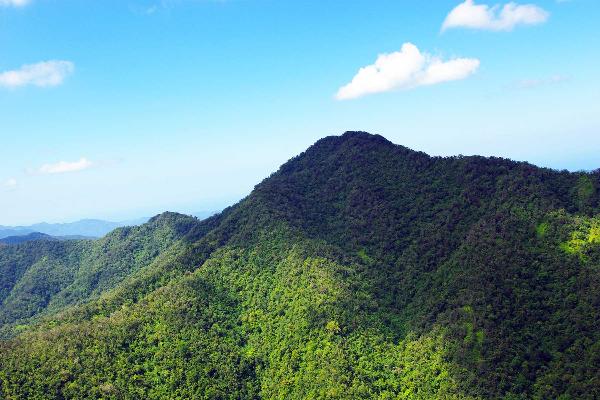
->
0;132;598;399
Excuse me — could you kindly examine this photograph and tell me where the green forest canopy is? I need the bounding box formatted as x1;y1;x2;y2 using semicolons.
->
1;132;599;399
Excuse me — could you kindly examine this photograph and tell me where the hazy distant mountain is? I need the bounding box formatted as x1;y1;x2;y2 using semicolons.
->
0;232;58;245
0;232;96;245
0;227;33;239
0;213;215;241
0;218;148;239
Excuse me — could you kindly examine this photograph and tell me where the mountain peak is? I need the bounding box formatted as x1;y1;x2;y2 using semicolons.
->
313;130;396;150
340;130;385;140
2;132;599;399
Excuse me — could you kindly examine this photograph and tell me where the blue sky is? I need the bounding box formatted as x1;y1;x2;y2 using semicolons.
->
1;0;599;225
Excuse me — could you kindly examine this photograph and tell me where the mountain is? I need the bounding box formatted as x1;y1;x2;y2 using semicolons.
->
0;214;216;241
0;232;97;245
0;212;199;336
0;132;599;399
0;227;33;239
0;218;149;240
0;232;59;245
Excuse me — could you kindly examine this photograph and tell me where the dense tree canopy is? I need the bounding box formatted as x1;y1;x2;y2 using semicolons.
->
1;132;599;399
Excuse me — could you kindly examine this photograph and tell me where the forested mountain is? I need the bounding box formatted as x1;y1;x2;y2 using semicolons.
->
0;232;95;245
0;214;215;241
0;131;599;399
0;213;198;337
0;228;33;240
0;232;59;245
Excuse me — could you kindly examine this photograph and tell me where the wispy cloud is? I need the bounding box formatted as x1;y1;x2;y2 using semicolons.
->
0;60;74;88
335;43;480;100
3;178;17;190
37;158;94;175
514;74;569;89
132;0;216;16
144;5;159;14
0;0;30;7
442;0;549;32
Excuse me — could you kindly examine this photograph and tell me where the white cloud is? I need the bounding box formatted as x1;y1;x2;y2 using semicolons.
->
442;0;549;32
515;74;568;89
144;5;158;14
335;43;480;100
38;158;93;175
0;60;74;88
4;178;17;189
0;0;30;7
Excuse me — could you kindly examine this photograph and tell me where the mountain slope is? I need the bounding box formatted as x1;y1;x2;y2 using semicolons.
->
0;212;200;336
0;232;96;245
0;232;59;245
1;132;599;399
0;227;33;240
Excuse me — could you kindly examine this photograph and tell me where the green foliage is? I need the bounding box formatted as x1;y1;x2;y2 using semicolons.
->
1;131;600;399
535;222;548;237
574;175;596;212
558;215;600;260
0;212;200;336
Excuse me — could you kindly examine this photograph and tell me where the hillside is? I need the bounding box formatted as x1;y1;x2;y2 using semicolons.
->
0;213;199;337
1;132;599;399
0;232;96;245
0;227;33;240
0;232;59;245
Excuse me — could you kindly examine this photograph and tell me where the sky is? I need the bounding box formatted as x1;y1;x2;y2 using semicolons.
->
1;0;599;225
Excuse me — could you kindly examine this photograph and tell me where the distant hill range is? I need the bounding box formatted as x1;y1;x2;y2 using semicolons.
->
0;232;94;245
0;218;147;240
0;212;216;240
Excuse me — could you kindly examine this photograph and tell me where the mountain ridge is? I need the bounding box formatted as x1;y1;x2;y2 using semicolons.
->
0;218;146;240
0;131;599;399
0;212;217;240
